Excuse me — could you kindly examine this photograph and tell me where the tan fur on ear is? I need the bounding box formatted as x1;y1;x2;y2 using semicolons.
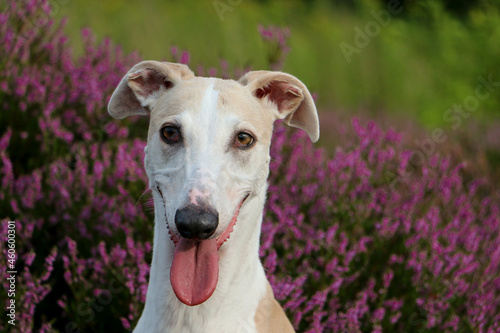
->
108;61;194;119
239;70;320;142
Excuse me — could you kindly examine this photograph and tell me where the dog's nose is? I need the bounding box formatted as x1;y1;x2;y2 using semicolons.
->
175;205;219;240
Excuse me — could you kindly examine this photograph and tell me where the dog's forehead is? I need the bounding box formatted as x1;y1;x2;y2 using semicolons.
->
149;77;275;141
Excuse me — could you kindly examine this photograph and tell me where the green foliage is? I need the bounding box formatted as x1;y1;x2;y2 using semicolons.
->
56;0;500;128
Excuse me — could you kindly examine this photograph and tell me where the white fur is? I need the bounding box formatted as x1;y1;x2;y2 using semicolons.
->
134;81;269;332
108;63;318;333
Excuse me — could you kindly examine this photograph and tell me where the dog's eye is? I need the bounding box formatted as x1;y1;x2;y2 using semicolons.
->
235;132;254;149
160;126;181;144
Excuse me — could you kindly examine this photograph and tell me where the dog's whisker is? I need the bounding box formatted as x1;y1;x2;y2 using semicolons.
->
135;188;152;207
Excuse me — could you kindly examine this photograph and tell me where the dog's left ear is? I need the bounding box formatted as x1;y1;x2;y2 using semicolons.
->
108;61;195;119
239;71;319;142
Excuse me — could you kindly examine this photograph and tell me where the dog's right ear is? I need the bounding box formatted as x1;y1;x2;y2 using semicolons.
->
108;61;195;119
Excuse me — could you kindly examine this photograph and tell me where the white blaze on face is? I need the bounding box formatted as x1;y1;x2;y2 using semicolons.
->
200;79;219;121
184;80;221;208
188;176;214;207
168;80;232;306
193;79;220;147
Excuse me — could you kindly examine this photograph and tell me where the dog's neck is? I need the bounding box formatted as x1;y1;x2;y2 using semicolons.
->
135;185;269;333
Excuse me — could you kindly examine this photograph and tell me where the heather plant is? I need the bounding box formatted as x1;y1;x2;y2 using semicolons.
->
264;121;500;332
257;25;291;71
1;1;499;332
56;0;500;127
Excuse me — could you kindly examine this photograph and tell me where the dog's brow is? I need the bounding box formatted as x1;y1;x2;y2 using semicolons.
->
227;117;258;133
162;114;183;127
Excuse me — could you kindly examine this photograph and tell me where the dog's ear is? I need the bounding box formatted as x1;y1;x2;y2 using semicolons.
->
108;61;195;119
239;71;319;142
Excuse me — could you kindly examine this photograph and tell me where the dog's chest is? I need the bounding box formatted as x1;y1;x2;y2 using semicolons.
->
162;300;259;333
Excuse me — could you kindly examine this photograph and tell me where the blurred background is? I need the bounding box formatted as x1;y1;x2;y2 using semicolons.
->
56;0;500;128
53;0;500;182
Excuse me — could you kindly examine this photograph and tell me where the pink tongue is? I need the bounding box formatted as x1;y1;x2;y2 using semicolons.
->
170;238;219;306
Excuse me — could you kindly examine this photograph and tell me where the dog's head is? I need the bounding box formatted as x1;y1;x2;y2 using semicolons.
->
108;61;319;306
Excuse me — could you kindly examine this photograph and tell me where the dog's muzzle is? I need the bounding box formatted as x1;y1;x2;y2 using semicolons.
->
169;195;248;307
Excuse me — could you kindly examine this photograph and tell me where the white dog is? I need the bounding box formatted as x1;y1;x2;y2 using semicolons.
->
108;61;319;333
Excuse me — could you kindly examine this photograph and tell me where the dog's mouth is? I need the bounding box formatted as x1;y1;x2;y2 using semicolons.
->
165;194;249;306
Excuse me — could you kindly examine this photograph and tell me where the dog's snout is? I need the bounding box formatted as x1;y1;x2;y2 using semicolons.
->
175;205;219;240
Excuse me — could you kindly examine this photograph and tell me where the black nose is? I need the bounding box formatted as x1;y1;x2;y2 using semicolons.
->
175;205;219;240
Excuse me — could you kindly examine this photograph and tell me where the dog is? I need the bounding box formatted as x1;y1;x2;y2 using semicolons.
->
108;61;319;333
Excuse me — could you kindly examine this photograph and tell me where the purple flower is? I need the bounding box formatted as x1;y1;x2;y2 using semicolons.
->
1;1;499;332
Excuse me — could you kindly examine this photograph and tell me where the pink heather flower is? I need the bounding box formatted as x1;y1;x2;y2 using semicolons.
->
383;270;394;289
120;317;131;329
390;312;402;324
180;51;190;64
258;25;272;40
56;298;66;309
398;150;413;172
384;299;404;312
0;128;12;150
373;308;386;322
208;68;217;77
170;46;178;57
24;252;36;266
10;199;20;214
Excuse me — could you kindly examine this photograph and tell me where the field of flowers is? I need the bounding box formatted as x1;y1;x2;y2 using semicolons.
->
1;1;499;332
